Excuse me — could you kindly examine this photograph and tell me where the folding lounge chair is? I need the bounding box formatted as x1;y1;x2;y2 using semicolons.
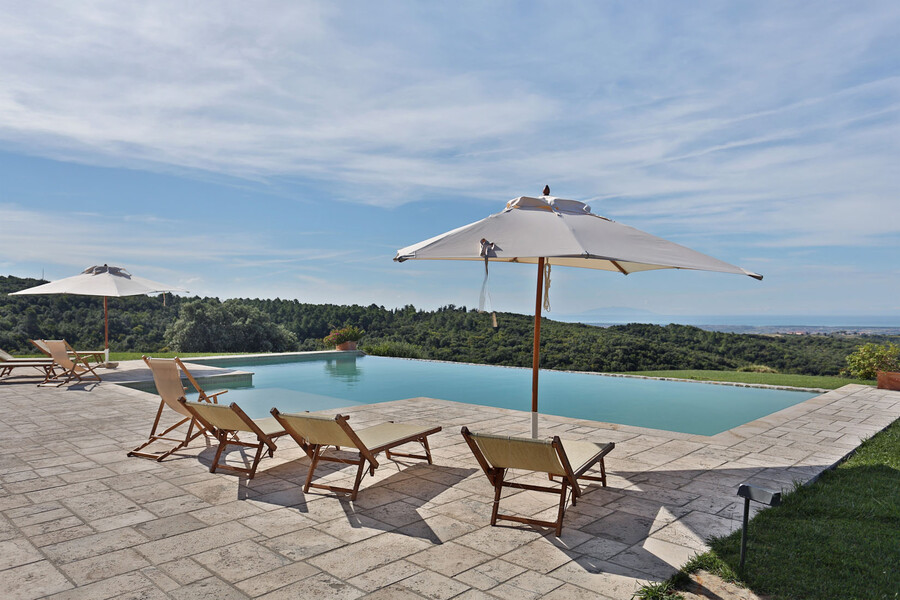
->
461;427;615;536
128;356;227;461
40;340;102;386
271;409;442;500
0;360;57;380
30;339;105;365
178;399;288;479
0;349;53;363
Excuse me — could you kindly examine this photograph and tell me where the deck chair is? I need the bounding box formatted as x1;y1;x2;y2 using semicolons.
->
0;360;57;380
461;427;615;536
128;356;227;461
40;340;102;386
30;339;105;365
178;399;287;479
0;349;53;363
271;409;442;500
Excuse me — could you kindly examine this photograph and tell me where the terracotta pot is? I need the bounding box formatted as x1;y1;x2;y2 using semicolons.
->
876;371;900;390
335;341;358;351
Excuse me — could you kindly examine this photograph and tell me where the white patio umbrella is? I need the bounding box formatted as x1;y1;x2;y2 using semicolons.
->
11;265;188;364
395;189;762;437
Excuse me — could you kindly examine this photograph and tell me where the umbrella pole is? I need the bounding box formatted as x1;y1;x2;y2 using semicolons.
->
104;296;109;365
531;257;545;438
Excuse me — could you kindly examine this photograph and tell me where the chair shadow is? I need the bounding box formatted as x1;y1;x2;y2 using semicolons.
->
199;443;478;541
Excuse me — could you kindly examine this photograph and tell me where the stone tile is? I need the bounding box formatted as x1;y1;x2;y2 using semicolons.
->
453;558;526;591
0;536;44;570
491;569;564;599
308;534;431;579
263;527;346;560
346;559;424;592
400;569;470;600
194;540;293;583
133;521;257;565
239;507;318;537
256;572;363;599
44;572;153;600
59;548;151;585
168;576;248;600
3;560;74;600
234;560;320;596
407;541;493;577
42;528;149;565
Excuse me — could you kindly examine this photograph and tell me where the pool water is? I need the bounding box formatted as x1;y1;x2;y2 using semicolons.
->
191;355;817;436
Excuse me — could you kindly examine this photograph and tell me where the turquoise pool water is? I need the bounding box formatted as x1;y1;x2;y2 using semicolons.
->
189;355;817;436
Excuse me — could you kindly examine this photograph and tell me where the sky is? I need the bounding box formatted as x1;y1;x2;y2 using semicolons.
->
1;1;898;321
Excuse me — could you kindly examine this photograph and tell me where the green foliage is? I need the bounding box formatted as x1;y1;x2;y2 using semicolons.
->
631;580;683;600
4;275;899;377
363;340;427;359
737;364;778;373
844;342;900;379
164;299;297;353
323;325;364;346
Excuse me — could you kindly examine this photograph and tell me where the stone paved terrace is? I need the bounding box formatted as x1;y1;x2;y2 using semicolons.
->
1;362;899;600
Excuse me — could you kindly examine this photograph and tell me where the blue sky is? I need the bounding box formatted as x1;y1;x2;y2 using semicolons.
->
1;2;898;319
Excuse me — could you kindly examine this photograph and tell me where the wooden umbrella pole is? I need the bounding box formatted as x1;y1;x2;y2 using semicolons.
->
531;257;545;438
104;296;109;365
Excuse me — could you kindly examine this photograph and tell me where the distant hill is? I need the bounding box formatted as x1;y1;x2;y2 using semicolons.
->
3;274;898;376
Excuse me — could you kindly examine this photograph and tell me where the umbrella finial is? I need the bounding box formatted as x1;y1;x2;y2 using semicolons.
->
542;185;550;196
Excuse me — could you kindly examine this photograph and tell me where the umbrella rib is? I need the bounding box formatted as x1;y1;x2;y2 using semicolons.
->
609;260;629;275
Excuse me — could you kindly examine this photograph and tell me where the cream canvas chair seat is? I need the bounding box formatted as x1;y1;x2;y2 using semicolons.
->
461;427;615;536
0;349;53;364
40;340;102;386
128;356;226;461
271;409;441;500
179;400;287;479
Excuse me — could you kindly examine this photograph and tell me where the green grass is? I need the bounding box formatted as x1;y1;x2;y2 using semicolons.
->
635;417;900;600
10;352;246;361
621;369;873;389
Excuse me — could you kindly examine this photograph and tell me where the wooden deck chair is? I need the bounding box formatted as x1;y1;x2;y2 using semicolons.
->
271;409;441;500
30;339;105;365
178;399;287;479
0;349;53;364
128;356;227;461
0;360;57;381
40;340;102;386
461;427;615;536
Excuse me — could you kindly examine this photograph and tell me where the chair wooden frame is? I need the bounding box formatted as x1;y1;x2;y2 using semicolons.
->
179;399;287;479
39;340;102;386
128;356;227;461
271;409;441;500
461;426;615;536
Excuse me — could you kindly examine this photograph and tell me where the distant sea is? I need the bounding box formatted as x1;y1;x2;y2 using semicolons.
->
555;314;900;335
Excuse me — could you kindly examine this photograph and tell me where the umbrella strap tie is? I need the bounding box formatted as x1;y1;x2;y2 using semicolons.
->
479;239;495;313
543;263;551;312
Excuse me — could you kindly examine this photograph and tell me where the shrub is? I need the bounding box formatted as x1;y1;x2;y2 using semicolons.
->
737;364;778;373
323;325;364;346
363;341;427;359
844;342;900;379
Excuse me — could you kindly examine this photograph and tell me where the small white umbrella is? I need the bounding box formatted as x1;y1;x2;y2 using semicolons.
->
395;190;762;437
11;265;188;364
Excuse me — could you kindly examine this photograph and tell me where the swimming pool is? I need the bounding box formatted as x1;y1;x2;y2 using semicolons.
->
183;355;818;436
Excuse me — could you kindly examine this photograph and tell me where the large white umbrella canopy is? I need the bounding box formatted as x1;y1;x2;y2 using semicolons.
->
11;265;188;362
395;191;762;436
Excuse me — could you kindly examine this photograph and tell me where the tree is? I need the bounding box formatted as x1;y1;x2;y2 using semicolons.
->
845;343;900;379
165;300;297;352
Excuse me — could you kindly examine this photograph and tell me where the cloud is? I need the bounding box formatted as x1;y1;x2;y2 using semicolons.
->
0;1;898;251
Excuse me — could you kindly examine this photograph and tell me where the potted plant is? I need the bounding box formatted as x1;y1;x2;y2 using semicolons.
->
324;325;363;351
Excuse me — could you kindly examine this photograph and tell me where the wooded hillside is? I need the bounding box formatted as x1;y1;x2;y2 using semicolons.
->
3;275;895;376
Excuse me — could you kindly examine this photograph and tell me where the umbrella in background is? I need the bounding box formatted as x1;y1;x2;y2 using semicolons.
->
395;187;762;437
11;264;188;365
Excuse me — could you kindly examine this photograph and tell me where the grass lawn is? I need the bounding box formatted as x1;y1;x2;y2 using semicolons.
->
638;417;900;600
621;369;873;389
12;351;250;361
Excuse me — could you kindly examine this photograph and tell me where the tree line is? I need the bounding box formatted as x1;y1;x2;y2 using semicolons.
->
3;275;896;376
